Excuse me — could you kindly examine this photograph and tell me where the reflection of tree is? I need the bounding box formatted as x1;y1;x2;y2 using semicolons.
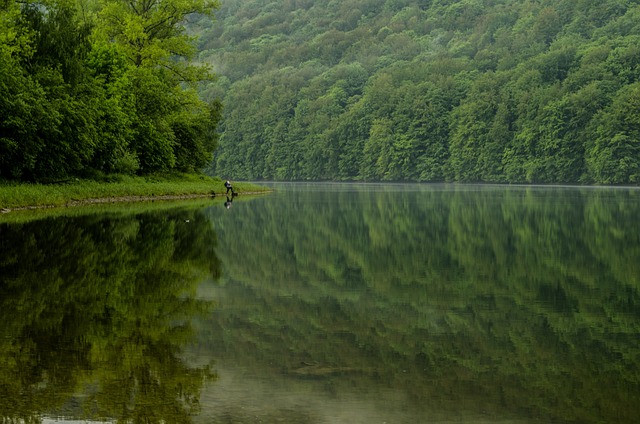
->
0;208;220;422
204;186;640;423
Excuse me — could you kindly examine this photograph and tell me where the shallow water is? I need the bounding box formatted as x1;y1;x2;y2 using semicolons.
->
1;183;639;423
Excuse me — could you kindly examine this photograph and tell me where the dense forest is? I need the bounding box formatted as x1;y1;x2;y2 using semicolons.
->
0;0;221;182
199;0;640;184
4;0;640;184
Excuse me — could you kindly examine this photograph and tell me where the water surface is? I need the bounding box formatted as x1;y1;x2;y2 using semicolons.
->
1;184;639;423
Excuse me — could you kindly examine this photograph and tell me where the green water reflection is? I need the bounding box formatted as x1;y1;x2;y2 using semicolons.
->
0;206;220;422
1;186;640;423
199;184;640;423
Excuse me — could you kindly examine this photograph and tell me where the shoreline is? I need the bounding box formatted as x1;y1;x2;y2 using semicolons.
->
0;191;270;214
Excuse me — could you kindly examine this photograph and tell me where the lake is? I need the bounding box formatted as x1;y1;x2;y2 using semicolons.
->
1;183;639;423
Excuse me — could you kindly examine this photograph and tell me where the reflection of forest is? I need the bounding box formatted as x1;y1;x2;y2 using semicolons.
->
201;185;640;423
0;207;221;422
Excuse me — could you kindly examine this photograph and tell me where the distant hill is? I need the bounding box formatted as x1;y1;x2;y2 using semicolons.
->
196;0;640;184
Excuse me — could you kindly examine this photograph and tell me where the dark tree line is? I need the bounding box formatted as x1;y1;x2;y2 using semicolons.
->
0;0;221;182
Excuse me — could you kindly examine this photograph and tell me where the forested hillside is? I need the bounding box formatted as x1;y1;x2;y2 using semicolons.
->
199;0;640;184
0;0;221;182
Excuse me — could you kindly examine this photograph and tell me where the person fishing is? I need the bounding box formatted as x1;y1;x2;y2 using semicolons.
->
224;180;234;195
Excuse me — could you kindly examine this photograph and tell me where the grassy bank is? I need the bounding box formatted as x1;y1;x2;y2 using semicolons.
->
0;174;269;210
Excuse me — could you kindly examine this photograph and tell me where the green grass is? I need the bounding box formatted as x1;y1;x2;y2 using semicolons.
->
0;174;269;209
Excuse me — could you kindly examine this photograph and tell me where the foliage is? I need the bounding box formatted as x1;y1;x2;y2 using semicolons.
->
199;0;640;184
0;0;221;182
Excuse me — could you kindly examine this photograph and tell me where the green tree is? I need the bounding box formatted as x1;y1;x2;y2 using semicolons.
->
587;83;640;184
537;83;606;183
0;52;54;180
1;0;97;181
96;0;218;70
448;73;506;182
0;0;220;181
94;0;222;174
362;118;393;180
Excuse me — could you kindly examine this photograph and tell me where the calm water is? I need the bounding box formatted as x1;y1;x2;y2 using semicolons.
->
1;183;639;423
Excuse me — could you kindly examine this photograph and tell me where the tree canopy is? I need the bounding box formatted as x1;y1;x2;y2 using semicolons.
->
0;0;221;182
198;0;640;184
